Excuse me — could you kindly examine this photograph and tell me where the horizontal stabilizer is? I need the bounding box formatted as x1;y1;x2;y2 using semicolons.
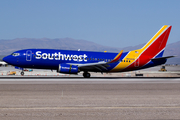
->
151;56;176;60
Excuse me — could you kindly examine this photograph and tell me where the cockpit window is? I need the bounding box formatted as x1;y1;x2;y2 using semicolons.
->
11;53;20;56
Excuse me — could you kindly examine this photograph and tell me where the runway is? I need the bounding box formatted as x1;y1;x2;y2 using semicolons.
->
0;78;180;120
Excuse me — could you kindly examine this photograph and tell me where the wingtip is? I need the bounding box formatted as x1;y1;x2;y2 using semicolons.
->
108;50;124;63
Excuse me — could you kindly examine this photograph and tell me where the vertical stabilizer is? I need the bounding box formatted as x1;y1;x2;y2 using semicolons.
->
111;25;172;72
140;25;172;58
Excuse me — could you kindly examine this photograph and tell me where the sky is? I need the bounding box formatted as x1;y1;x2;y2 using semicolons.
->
0;0;180;48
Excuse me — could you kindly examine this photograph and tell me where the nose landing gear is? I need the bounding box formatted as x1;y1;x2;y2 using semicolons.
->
83;72;91;78
21;71;24;76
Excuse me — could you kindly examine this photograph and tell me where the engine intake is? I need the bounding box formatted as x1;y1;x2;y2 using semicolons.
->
58;64;79;74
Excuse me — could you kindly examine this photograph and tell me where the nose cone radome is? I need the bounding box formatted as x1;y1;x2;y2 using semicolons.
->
2;55;12;64
2;56;7;62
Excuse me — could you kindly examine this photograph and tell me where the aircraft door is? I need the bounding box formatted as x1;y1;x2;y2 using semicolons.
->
26;50;32;61
134;57;139;67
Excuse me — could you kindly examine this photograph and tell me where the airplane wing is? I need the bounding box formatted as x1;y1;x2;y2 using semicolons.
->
77;50;123;72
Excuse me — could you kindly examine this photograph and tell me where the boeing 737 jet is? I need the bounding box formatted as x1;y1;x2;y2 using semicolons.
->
3;25;174;78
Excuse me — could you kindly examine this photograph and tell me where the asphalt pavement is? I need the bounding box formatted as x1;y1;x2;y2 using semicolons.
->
0;78;180;120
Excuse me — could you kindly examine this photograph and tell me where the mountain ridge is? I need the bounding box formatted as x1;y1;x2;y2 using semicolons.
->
0;38;179;58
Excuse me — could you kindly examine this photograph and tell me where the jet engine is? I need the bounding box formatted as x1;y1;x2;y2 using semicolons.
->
57;64;79;74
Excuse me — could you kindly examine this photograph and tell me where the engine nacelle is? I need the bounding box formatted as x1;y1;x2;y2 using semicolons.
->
58;64;79;74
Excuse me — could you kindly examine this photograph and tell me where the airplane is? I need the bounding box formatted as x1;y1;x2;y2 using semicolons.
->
0;61;7;66
3;25;174;78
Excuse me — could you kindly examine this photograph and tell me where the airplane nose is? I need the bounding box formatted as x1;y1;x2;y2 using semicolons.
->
2;56;7;62
3;55;19;66
2;56;11;64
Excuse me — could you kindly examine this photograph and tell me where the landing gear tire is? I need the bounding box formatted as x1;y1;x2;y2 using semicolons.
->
21;71;24;76
83;72;91;78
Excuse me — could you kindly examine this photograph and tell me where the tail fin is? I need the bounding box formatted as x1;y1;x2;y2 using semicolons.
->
140;25;172;58
111;25;172;72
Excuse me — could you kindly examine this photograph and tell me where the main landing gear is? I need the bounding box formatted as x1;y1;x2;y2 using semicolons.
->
83;72;91;78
